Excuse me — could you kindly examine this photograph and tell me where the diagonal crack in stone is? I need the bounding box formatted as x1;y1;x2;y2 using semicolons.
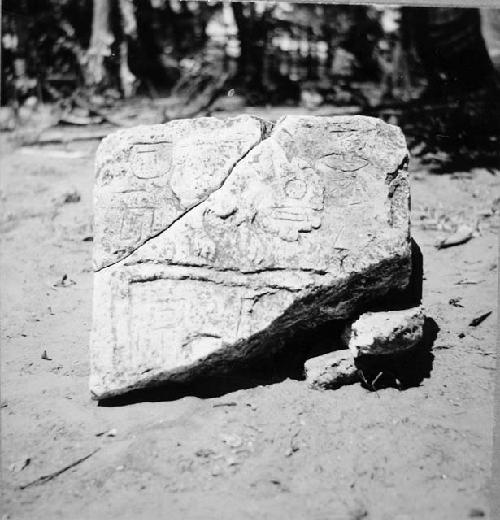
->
95;119;273;273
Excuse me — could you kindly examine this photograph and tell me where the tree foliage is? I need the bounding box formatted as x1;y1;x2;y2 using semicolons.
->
1;2;498;107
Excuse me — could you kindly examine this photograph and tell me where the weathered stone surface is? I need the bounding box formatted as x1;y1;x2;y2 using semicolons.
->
343;306;425;357
93;116;268;270
90;114;411;399
304;350;359;390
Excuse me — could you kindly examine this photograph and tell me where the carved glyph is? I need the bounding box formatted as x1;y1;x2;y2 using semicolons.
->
255;157;324;242
130;141;173;179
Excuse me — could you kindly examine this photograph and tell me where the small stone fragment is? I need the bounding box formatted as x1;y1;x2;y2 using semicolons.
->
343;306;425;357
435;225;474;249
304;350;359;390
211;465;223;477
195;448;214;458
53;274;76;288
226;456;239;466
212;401;237;408
9;457;31;472
468;311;492;327
220;433;243;448
95;428;117;437
53;189;81;206
62;190;81;204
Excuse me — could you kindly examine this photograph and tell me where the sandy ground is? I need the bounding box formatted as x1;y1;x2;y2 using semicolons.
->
0;116;498;520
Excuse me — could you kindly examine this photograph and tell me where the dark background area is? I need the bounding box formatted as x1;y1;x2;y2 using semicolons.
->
2;2;500;172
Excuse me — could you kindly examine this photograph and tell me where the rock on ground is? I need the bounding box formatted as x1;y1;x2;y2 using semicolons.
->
304;350;359;390
90;114;411;400
343;306;425;357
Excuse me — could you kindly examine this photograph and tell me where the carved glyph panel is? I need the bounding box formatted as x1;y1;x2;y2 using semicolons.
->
126;278;247;369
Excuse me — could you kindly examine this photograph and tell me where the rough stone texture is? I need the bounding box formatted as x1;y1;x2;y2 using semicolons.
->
304;350;359;390
343;306;425;357
90;114;411;399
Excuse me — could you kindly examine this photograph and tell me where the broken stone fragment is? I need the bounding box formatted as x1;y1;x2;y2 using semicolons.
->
304;350;359;390
90;114;412;400
343;306;425;357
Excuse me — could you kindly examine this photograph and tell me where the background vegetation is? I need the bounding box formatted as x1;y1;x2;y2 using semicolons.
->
2;1;500;170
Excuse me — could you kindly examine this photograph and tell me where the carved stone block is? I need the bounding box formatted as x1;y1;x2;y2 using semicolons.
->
90;115;411;399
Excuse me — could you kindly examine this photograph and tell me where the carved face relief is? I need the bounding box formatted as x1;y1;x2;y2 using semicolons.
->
256;158;324;242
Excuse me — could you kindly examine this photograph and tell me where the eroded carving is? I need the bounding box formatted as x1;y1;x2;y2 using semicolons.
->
131;142;173;179
256;158;324;242
170;139;248;209
126;277;250;368
120;207;155;242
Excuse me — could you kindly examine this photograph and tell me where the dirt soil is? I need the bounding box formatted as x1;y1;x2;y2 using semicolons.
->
1;113;498;520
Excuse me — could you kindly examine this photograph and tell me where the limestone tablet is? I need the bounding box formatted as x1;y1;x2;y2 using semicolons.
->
90;115;411;400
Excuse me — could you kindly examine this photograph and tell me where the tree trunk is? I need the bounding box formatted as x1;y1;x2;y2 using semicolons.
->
232;3;249;82
232;3;268;91
481;8;500;74
87;0;114;88
405;7;496;97
118;0;137;97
